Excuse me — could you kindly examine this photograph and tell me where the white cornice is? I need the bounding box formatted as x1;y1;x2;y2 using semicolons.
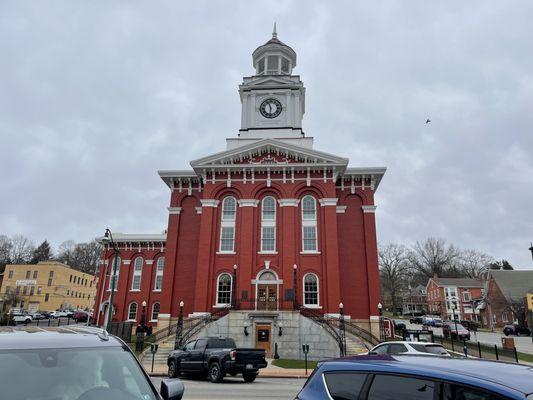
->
195;207;203;214
278;199;300;207
167;207;182;214
318;198;338;206
200;199;220;207
238;199;259;207
362;205;377;213
336;205;347;214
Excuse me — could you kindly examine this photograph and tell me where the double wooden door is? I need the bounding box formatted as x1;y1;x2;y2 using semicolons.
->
257;284;277;310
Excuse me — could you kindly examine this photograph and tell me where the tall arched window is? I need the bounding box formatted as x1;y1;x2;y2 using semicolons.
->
154;257;164;291
260;196;276;252
219;197;236;252
108;256;121;291
303;273;319;306
128;302;138;320
131;257;143;290
216;273;232;305
151;302;160;321
301;195;318;252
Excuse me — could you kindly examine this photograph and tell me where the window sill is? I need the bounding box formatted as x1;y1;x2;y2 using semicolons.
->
303;305;322;309
213;304;231;308
130;289;141;292
126;319;136;322
216;251;236;255
149;319;158;323
258;251;278;255
300;251;321;255
153;289;162;292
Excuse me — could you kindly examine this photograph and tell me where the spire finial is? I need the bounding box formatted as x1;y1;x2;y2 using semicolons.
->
272;22;277;39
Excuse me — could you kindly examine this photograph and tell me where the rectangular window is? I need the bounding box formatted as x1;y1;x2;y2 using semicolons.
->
131;261;142;291
49;271;54;278
108;267;120;291
303;226;317;251
67;290;70;296
267;55;279;74
220;227;235;252
258;57;265;74
8;270;13;279
154;259;164;291
47;278;52;287
30;286;35;295
281;57;290;74
69;275;72;283
261;226;275;252
37;287;42;294
26;271;30;279
45;294;49;302
23;286;28;295
16;287;20;295
462;292;471;302
33;271;38;279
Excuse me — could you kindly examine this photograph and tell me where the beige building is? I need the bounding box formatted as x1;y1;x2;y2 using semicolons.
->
0;261;97;313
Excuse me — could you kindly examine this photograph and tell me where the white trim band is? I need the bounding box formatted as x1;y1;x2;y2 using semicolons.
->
238;199;259;207
319;198;338;206
336;205;347;214
167;207;182;214
200;199;220;207
195;207;203;214
278;199;300;207
362;205;377;213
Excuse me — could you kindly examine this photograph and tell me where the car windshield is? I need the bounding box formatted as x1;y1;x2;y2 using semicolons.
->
0;346;158;400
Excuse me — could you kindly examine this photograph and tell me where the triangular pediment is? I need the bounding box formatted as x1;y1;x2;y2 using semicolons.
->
190;139;349;171
241;75;301;88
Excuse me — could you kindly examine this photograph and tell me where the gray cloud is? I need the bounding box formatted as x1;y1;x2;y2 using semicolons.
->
1;1;532;267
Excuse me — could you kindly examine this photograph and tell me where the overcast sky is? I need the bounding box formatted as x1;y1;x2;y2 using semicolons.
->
1;1;532;268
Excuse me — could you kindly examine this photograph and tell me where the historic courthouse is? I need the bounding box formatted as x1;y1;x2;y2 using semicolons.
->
94;29;386;358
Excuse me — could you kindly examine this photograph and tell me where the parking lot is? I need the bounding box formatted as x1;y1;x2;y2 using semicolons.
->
151;377;305;400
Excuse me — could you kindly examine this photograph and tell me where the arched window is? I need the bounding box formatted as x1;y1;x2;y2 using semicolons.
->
301;195;318;252
154;257;164;291
303;273;319;306
108;256;121;291
219;197;236;252
131;257;143;290
151;302;160;321
260;196;276;252
216;273;232;305
128;302;137;320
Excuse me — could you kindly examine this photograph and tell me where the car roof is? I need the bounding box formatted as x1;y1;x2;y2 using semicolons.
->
375;341;441;346
319;355;533;395
0;326;124;350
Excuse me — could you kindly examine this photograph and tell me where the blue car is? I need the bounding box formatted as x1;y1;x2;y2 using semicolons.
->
296;355;533;399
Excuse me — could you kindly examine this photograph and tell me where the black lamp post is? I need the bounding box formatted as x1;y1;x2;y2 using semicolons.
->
101;228;120;332
140;300;147;330
451;301;459;340
339;302;346;357
529;243;533;262
232;264;237;309
174;300;184;350
377;302;383;342
293;264;298;310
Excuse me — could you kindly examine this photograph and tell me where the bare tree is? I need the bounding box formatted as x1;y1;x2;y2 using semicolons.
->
379;243;410;315
56;240;77;266
0;235;12;271
407;238;459;279
8;235;35;264
57;240;102;274
505;297;528;326
457;249;494;279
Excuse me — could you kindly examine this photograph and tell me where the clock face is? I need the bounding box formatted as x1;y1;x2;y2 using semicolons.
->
259;98;282;119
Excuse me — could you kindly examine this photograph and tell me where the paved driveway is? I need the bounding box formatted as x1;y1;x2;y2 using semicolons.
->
151;376;305;400
403;321;533;354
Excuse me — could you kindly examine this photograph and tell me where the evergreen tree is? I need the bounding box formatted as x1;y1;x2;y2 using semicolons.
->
31;240;52;264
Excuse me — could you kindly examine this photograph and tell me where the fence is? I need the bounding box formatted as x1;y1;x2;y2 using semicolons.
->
434;334;521;363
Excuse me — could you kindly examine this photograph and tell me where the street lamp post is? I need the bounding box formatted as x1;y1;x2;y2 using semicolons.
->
293;265;298;310
232;265;237;309
378;302;383;342
529;243;533;262
339;302;345;357
451;301;459;339
101;228;120;332
174;301;184;350
140;300;147;330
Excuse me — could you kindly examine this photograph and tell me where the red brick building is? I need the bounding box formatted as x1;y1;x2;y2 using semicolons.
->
93;30;386;347
426;276;484;321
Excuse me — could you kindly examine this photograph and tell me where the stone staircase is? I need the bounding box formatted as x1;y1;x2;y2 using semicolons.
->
344;333;369;355
140;335;175;368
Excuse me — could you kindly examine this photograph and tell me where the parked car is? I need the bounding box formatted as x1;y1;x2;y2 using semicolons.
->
460;319;480;332
368;341;450;357
51;310;73;319
30;312;45;320
11;311;32;324
167;336;268;383
442;321;471;340
40;311;53;319
0;325;183;399
393;319;406;332
503;324;532;337
409;316;424;324
295;354;533;400
422;316;442;326
72;311;91;323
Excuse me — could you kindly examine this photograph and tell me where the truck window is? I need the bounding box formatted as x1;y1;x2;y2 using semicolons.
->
207;338;237;349
195;339;208;350
184;341;196;351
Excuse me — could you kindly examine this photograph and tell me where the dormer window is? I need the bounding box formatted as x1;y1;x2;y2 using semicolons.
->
281;57;290;74
267;55;279;74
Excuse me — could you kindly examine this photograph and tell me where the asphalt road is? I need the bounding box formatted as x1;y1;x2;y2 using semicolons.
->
151;377;305;400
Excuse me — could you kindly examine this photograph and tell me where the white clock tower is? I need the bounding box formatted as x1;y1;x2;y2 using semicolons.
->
227;25;311;150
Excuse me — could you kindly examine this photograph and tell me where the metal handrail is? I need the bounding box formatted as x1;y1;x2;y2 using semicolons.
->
328;318;380;346
299;307;345;356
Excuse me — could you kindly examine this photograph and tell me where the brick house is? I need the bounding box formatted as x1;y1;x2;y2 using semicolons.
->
480;270;533;328
402;285;427;316
426;275;484;321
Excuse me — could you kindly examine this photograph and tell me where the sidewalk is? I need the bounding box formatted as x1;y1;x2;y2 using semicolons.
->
145;359;311;378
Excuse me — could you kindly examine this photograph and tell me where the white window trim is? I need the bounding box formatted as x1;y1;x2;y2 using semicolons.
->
128;302;138;321
107;257;121;291
260;196;277;252
303;273;320;307
219;197;237;253
151;302;160;321
301;196;318;252
216;273;233;306
131;257;143;291
216;251;237;255
154;258;164;291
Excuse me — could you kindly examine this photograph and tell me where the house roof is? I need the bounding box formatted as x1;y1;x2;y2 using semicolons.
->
428;277;484;288
489;269;533;302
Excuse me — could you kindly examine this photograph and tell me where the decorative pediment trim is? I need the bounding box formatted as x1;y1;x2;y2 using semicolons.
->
201;199;220;208
278;198;300;207
238;199;259;207
318;198;338;207
167;207;182;215
361;205;377;213
336;205;347;214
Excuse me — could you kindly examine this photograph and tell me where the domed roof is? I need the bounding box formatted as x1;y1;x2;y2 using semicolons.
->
252;23;297;69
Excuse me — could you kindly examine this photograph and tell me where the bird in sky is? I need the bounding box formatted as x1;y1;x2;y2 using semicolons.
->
426;118;431;124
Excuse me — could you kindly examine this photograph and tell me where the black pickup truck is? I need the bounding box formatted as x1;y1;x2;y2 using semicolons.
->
167;336;267;383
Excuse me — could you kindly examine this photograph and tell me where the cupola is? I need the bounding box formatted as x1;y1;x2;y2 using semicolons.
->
252;23;297;76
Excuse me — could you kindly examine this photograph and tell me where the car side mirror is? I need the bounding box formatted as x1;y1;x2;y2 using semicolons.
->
160;378;184;400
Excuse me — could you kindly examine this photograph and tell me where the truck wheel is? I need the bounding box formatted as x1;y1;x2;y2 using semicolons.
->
209;362;224;383
243;372;257;383
168;361;178;378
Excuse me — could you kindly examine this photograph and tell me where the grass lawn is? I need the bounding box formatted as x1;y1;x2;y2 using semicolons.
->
518;351;533;363
272;359;318;369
